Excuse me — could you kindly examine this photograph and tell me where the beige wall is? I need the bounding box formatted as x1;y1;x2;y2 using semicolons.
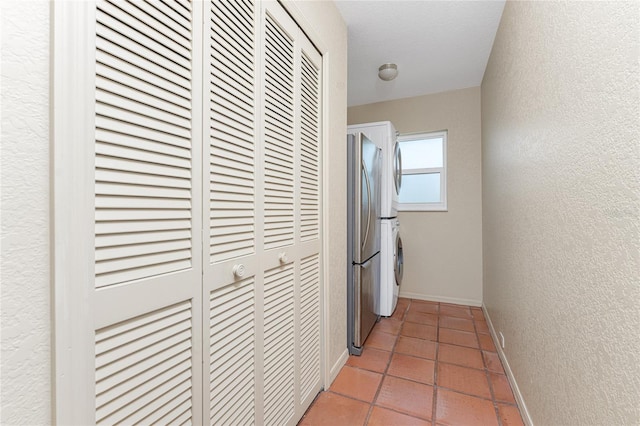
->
348;87;483;305
482;1;640;424
0;1;347;422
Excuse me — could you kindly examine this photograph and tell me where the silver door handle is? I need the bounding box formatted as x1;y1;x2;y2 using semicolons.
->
361;160;372;251
359;258;372;269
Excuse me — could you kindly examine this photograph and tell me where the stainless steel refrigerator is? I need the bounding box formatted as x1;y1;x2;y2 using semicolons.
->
347;132;382;355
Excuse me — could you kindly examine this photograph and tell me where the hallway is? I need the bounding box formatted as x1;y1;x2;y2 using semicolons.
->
299;299;524;425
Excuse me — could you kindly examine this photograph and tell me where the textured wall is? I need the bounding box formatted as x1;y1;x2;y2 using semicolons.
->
284;0;349;381
482;1;640;424
348;87;483;305
1;1;52;424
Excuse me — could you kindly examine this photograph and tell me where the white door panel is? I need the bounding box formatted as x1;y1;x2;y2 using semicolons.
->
205;0;259;423
93;0;203;424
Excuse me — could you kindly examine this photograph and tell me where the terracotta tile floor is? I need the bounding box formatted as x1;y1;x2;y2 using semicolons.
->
299;298;525;426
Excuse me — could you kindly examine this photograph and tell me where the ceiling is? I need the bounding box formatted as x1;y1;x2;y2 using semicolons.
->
334;0;506;107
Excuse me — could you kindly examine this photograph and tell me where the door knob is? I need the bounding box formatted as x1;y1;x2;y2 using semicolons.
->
278;252;288;264
232;264;246;278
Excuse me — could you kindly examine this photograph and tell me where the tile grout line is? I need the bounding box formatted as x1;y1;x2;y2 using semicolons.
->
431;302;440;426
326;303;405;423
401;309;522;402
475;324;519;408
475;310;504;426
362;299;408;425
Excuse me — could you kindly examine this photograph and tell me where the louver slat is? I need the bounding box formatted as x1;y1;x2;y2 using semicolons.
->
264;265;295;426
299;53;320;242
127;1;192;43
95;301;193;425
264;15;294;250
299;254;321;402
96;103;190;138
96;155;190;179
96;9;191;81
96;219;191;235
96;119;191;150
96;52;190;103
96;76;190;120
97;1;191;61
160;0;192;25
95;0;193;288
96;229;191;248
96;89;191;130
209;0;256;264
210;279;255;426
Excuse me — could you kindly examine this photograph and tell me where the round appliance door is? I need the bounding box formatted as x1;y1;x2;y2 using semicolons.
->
393;141;402;195
394;232;403;286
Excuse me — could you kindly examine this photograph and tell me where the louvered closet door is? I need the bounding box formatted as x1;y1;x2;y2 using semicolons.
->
296;23;323;414
93;1;203;424
261;3;323;425
261;4;297;425
203;1;260;425
58;1;322;424
204;1;322;424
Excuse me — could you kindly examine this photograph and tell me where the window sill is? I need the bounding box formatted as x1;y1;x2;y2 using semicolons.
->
398;203;447;212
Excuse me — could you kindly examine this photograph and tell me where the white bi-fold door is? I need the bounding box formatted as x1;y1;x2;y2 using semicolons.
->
53;1;322;424
205;1;322;425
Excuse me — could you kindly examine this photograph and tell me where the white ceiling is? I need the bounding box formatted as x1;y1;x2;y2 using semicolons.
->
334;0;506;107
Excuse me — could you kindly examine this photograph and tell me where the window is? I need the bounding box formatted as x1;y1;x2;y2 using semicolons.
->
398;130;447;211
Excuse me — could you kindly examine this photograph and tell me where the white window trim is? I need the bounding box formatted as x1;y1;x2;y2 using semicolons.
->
397;130;448;212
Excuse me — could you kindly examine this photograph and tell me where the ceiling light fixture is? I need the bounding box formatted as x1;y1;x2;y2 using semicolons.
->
378;63;398;81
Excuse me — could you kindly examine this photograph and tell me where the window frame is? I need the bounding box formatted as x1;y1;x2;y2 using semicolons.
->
397;130;448;212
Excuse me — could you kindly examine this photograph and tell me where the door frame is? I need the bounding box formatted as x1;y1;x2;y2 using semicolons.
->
51;1;96;423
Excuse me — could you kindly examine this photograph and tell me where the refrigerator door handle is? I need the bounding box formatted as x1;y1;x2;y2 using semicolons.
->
361;159;372;252
359;258;373;269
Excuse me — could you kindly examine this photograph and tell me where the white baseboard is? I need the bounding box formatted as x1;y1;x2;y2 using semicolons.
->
327;348;349;388
399;291;482;307
482;304;533;426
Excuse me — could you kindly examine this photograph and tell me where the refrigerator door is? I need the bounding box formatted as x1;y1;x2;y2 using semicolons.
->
351;133;381;263
353;253;380;348
348;132;382;355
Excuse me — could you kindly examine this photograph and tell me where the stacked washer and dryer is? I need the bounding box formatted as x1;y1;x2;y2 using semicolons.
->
348;121;404;317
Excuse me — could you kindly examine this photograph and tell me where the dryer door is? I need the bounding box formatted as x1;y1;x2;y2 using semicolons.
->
394;231;404;286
